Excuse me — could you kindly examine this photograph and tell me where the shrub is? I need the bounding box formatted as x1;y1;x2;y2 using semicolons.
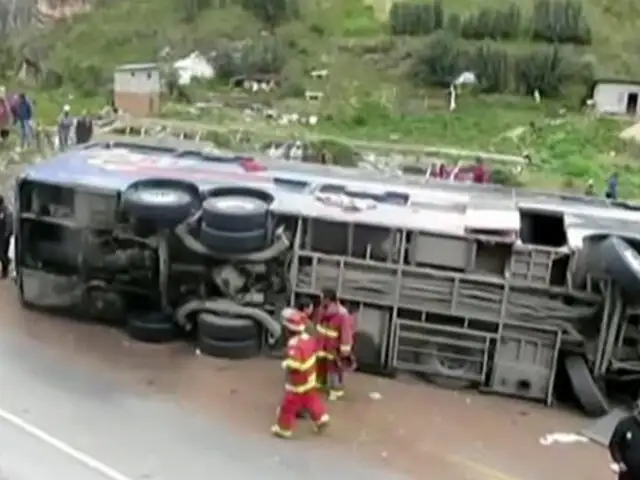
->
491;3;522;39
213;47;240;81
389;1;445;36
41;69;64;90
279;80;306;98
309;139;362;167
445;13;462;34
214;37;287;81
461;8;494;40
180;0;213;22
0;45;16;81
409;38;579;97
201;130;234;148
432;0;444;29
410;34;464;88
470;44;511;94
531;0;591;45
240;0;299;28
58;59;108;97
513;45;574;97
491;167;524;187
243;36;287;75
460;3;522;40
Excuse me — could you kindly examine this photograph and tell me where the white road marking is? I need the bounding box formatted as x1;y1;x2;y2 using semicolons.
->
0;406;135;480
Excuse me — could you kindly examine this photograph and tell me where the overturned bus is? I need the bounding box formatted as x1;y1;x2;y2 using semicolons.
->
12;139;640;415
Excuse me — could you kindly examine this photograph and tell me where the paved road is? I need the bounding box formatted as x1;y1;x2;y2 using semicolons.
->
0;283;612;480
0;324;404;480
0;417;109;480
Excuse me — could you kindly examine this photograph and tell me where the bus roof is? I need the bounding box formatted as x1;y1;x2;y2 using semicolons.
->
19;140;640;245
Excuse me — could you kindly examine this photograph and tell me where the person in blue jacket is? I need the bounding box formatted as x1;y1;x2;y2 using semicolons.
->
14;93;33;150
605;171;619;200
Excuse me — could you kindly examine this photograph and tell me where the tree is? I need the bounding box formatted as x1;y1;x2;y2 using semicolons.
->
240;0;298;29
410;34;463;87
180;0;212;23
513;46;573;97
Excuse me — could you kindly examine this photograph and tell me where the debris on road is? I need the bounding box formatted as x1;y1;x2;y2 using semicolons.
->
539;432;589;445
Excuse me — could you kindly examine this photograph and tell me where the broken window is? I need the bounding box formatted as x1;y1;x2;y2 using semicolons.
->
19;181;74;218
307;219;348;255
352;224;398;262
19;219;81;275
519;209;567;247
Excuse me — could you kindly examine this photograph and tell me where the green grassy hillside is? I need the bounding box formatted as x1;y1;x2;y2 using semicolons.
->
8;0;640;195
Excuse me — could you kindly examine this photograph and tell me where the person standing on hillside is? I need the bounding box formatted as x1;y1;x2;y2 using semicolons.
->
0;86;13;145
319;149;332;165
606;172;619;200
15;93;34;150
585;179;595;196
57;104;74;151
75;110;93;144
472;157;488;184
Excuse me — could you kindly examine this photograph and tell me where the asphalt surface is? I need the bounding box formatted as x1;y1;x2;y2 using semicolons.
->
0;418;109;480
0;320;405;480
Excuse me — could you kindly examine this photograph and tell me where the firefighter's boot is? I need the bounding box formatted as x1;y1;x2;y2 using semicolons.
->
314;413;330;434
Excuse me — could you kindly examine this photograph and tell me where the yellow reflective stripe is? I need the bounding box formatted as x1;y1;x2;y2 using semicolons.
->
283;354;316;371
271;424;292;437
339;344;352;353
317;351;335;359
285;373;317;393
316;325;339;338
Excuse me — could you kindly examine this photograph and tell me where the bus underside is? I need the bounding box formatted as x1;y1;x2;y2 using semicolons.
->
14;176;640;418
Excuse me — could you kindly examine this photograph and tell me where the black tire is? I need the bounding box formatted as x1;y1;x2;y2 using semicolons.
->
126;312;178;344
197;336;260;360
415;343;478;390
200;223;267;254
201;195;269;232
599;236;640;298
82;287;125;325
565;355;609;417
122;179;200;228
197;313;259;342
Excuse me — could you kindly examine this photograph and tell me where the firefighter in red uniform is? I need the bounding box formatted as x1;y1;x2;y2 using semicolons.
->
316;288;355;401
311;300;328;390
280;298;315;344
271;309;330;438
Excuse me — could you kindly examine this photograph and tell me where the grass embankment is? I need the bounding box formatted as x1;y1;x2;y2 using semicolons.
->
13;0;640;196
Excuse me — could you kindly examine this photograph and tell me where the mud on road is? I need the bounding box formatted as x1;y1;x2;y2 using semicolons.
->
0;283;611;480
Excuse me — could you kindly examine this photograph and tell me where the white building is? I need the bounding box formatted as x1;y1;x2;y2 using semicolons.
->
591;78;640;116
113;63;161;117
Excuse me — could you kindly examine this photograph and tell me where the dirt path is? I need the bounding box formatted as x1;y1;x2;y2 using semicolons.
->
0;284;611;479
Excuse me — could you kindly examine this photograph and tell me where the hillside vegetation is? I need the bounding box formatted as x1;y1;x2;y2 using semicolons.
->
3;0;640;195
